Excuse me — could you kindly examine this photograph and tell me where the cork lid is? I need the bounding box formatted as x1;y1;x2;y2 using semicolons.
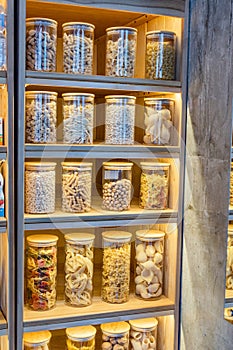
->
25;162;56;171
62;92;95;100
102;231;132;243
129;318;158;331
26;18;57;27
144;97;175;103
103;162;133;170
65;233;95;244
101;321;130;336
146;30;175;38
105;95;136;101
62;22;95;30
23;331;51;346
25;91;58;98
106;26;137;33
27;234;58;247
136;229;165;241
140;162;170;170
62;162;93;171
66;325;96;341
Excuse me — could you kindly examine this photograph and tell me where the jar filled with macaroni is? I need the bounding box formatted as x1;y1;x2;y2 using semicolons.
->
66;325;96;350
23;330;51;350
101;321;130;350
129;318;158;350
226;225;233;290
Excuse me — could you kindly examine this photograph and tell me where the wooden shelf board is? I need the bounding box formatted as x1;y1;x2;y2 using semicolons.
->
229;205;233;220
0;218;6;233
225;289;233;307
0;146;7;159
0;311;7;336
0;71;6;85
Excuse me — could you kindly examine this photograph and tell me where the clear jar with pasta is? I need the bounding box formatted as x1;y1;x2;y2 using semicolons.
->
26;234;58;311
230;162;233;206
129;318;158;350
102;231;132;303
140;162;170;210
226;225;233;290
62;93;94;144
66;325;96;350
23;330;51;350
101;321;130;350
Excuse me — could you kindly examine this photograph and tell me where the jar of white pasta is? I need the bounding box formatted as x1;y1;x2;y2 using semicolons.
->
26;234;58;311
226;225;233;290
102;231;132;303
100;321;130;349
64;233;95;307
23;330;51;350
129;318;158;350
66;325;96;350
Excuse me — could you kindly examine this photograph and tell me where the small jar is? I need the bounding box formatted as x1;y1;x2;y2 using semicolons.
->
23;330;51;350
230;162;233;206
100;321;130;349
140;162;170;210
145;31;176;80
62;162;92;213
105;27;137;77
64;233;95;307
135;229;165;300
26;18;57;71
143;98;175;145
25;162;56;214
62;22;95;75
26;234;58;311
129;318;158;350
62;92;94;144
102;162;133;211
226;225;233;290
105;95;136;145
102;231;132;303
25;91;57;144
66;325;96;350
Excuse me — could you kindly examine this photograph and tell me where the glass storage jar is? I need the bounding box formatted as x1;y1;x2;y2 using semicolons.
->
100;321;130;350
26;18;57;72
66;325;96;350
230;162;233;206
62;162;92;213
62;22;95;75
105;26;137;77
143;97;175;145
145;31;176;80
226;225;233;290
135;229;165;300
23;330;51;350
25;162;56;214
62;92;94;144
105;95;136;145
26;234;58;311
64;233;95;307
129;318;158;350
0;32;6;71
140;162;170;210
102;231;132;303
102;161;133;211
25;91;57;144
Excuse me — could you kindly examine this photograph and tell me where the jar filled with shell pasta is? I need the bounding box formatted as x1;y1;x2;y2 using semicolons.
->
226;225;233;290
102;231;132;303
140;162;170;210
129;318;158;350
135;229;165;300
230;162;233;206
64;233;95;307
101;321;130;350
62;162;92;213
23;330;51;350
66;325;96;350
26;234;58;311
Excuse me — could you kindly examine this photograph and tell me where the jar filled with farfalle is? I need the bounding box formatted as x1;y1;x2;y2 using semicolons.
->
66;325;96;350
129;318;158;350
23;330;51;350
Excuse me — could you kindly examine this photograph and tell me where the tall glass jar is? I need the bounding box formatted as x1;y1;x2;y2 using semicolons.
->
140;162;170;210
145;31;176;80
26;234;58;311
66;325;96;350
226;225;233;290
230;162;233;206
62;93;94;144
102;162;133;211
62;162;92;213
25;162;56;214
0;3;6;71
101;321;130;350
106;27;137;77
105;95;136;145
26;18;57;72
129;318;158;350
23;330;51;350
64;233;95;307
25;91;57;144
102;231;132;303
62;22;95;75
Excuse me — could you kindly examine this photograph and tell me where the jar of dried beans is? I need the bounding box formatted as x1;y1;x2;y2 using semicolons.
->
101;321;130;350
66;325;96;350
23;330;51;350
129;318;158;350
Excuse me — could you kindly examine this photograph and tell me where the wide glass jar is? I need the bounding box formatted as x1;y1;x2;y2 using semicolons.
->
62;92;94;144
66;325;96;350
64;233;95;307
101;321;130;350
129;318;158;350
23;330;51;350
230;162;233;206
63;22;95;75
226;225;233;290
102;162;133;211
25;91;57;144
145;31;176;80
26;18;57;72
140;162;170;210
62;162;92;213
105;26;137;77
26;234;58;311
25;162;56;214
102;231;132;303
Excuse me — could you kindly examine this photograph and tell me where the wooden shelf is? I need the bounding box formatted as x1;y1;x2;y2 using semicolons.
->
225;289;233;307
0;311;7;336
229;205;233;220
0;218;7;233
0;147;7;160
0;71;6;85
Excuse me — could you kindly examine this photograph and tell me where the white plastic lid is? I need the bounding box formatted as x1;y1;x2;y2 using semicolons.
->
106;26;137;33
66;325;96;341
62;162;93;171
129;318;158;331
27;234;58;247
65;233;95;244
136;229;165;241
228;225;233;235
25;162;56;171
26;17;57;26
101;321;130;336
103;162;133;171
62;21;95;30
140;162;170;170
62;92;95;100
102;231;132;243
23;331;51;346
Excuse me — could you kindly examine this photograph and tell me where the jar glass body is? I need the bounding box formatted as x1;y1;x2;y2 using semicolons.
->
24;343;50;350
230;162;233;206
101;322;130;350
0;33;6;71
226;228;233;289
66;325;96;350
129;319;158;350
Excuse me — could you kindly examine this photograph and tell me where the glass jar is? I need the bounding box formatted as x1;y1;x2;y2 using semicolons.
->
25;162;56;214
62;22;95;75
230;162;233;206
62;93;94;144
66;325;96;350
145;31;176;80
25;91;57;144
100;321;130;349
0;32;6;71
105;95;136;145
140;162;170;210
135;229;165;300
226;225;233;290
23;330;51;350
64;233;95;307
62;162;92;213
143;98;175;145
102;162;133;211
129;318;158;350
105;27;137;77
26;234;58;311
102;231;132;303
26;18;57;71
